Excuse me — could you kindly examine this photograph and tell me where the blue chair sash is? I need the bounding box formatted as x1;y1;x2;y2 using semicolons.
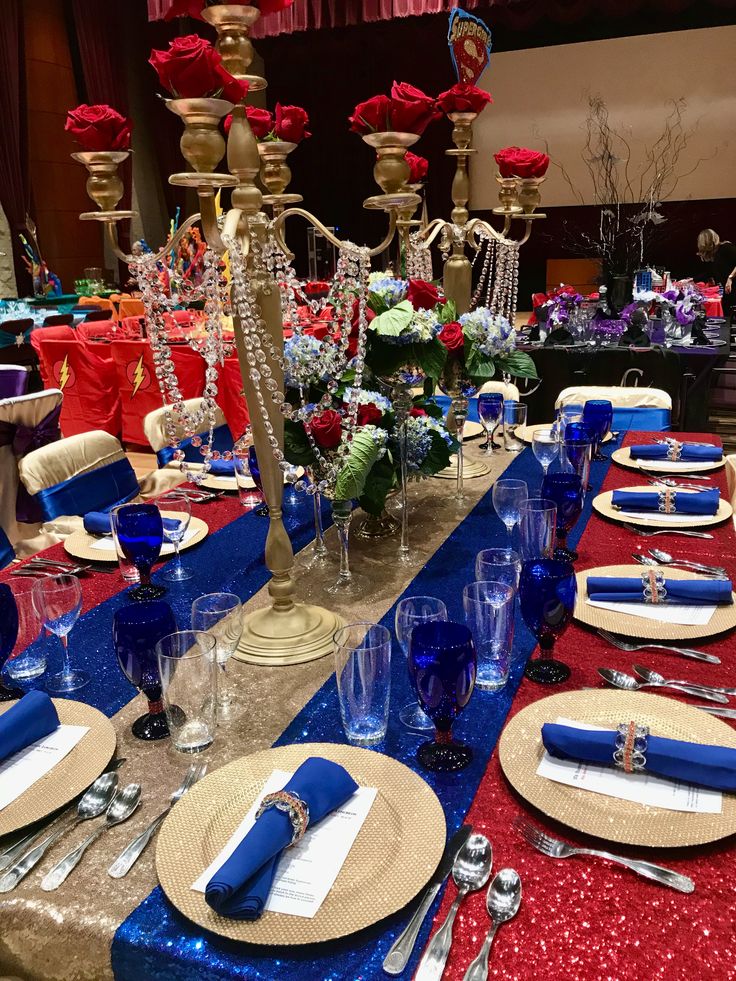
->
32;457;139;522
156;423;233;467
0;527;14;570
611;406;670;432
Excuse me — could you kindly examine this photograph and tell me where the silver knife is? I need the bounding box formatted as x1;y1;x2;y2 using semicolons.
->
382;824;471;976
695;705;736;719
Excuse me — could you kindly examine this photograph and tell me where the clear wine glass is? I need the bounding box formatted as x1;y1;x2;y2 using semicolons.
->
159;496;193;583
32;574;87;692
492;478;529;542
395;596;448;731
532;427;559;478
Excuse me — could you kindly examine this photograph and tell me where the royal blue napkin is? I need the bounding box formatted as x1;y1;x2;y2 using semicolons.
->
587;576;733;605
83;512;181;536
629;443;723;462
611;488;720;515
0;691;60;763
206;459;235;476
205;757;359;920
542;722;736;792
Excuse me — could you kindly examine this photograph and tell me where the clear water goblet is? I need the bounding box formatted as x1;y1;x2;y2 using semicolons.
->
395;596;448;731
32;574;87;692
492;478;529;542
159;496;193;583
532;427;559;478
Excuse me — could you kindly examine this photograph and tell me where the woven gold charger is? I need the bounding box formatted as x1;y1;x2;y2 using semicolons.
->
0;699;116;837
200;465;304;492
64;514;209;563
592;486;733;529
574;564;736;641
156;742;445;944
498;689;736;847
611;446;724;474
517;424;612;445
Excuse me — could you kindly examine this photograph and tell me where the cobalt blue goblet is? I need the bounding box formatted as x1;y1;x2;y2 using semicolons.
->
477;392;504;456
113;503;166;602
520;558;577;685
0;585;24;700
248;446;270;517
582;399;613;461
541;472;584;562
112;601;177;740
408;621;477;773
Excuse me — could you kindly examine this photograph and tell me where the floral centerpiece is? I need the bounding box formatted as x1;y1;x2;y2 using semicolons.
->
438;308;536;390
65;104;132;151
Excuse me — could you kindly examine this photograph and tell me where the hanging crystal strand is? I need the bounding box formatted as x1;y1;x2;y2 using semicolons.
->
484;237;496;310
471;235;495;311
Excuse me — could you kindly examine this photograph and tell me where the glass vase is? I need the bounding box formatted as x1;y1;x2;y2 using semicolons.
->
327;499;355;594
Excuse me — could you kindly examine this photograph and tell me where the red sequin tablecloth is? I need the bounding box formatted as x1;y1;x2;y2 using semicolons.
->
425;433;736;981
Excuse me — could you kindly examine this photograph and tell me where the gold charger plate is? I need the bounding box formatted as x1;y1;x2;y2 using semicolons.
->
462;420;484;440
517;424;612;445
0;699;116;837
498;689;736;847
156;742;445;945
611;446;724;474
200;466;305;493
574;563;736;641
64;513;209;563
593;485;732;528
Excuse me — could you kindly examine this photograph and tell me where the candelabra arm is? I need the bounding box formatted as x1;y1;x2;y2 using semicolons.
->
198;190;226;256
467;217;534;249
103;213;203;265
272;208;397;261
414;217;449;250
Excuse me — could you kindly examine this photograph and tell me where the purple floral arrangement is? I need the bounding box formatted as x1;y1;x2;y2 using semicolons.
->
590;319;627;339
545;290;583;325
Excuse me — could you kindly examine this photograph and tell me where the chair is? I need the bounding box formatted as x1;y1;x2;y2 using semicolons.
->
556;385;672;432
121;315;145;338
31;326;76;389
76;320;117;342
477;380;521;401
17;430;140;548
726;455;736;512
110;339;206;445
79;296;117;320
0;389;63;553
0;365;30;398
42;313;75;327
144;398;233;469
85;309;114;323
118;298;145;320
0;319;35;371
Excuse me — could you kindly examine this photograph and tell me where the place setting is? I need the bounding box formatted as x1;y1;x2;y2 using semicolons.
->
592;483;733;529
612;437;726;475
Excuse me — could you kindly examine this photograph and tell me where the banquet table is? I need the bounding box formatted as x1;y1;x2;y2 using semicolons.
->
1;431;735;981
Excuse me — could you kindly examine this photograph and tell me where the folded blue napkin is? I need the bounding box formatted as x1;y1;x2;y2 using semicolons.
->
83;512;181;536
587;576;733;605
206;459;235;476
629;443;723;462
0;691;60;763
205;757;358;920
542;721;736;792
611;488;720;515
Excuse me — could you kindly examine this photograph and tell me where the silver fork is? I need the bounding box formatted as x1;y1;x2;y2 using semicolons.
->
107;763;206;878
514;818;694;893
646;479;718;493
623;523;714;540
597;628;719;664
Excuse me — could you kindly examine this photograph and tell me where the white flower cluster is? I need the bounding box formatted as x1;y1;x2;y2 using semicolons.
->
360;423;389;459
459;308;516;357
284;333;337;388
342;386;392;413
368;273;408;308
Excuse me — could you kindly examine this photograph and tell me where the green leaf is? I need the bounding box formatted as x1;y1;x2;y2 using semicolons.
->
284;420;317;468
418;429;456;476
499;351;539;379
334;429;381;502
365;335;413;378
439;298;457;324
414;338;447;380
358;456;397;516
372;300;413;337
366;293;389;316
415;397;444;420
467;350;497;381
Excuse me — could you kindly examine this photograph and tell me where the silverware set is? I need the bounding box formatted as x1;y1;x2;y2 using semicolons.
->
631;553;727;579
597;666;729;703
647;478;716;492
623;523;714;539
11;557;114;578
0;761;204;893
161;489;223;504
597;628;720;665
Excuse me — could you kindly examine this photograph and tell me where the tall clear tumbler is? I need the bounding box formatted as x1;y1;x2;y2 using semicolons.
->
156;630;218;753
334;623;391;747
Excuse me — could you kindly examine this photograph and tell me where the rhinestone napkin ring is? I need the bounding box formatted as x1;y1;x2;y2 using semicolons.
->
641;569;667;604
657;488;676;513
667;439;683;462
255;791;310;846
613;721;649;773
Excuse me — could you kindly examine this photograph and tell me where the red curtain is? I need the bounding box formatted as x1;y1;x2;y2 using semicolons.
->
0;0;30;293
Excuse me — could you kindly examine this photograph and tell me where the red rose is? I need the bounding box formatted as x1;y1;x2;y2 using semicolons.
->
409;407;428;418
163;0;204;20
274;103;311;143
224;106;273;138
389;81;440;135
439;321;465;352
407;278;441;311
258;0;295;13
309;409;343;450
356;402;383;427
149;35;248;104
494;146;550;178
436;83;493;116
65;104;132;152
349;94;392;134
406;151;428;184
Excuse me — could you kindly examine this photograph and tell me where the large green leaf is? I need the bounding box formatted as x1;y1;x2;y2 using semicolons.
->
466;348;497;381
366;293;390;316
499;350;539;379
418;429;456;476
372;300;413;337
284;420;317;467
365;335;413;378
358;456;397;516
334;429;382;502
439;298;457;324
414;338;447;380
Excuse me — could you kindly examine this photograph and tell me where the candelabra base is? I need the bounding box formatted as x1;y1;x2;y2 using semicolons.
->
234;602;343;666
434;455;491;480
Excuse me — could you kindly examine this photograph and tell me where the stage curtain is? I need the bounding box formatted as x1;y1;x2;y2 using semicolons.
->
0;0;30;293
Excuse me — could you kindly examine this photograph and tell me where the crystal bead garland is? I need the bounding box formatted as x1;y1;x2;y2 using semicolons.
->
406;230;433;282
471;236;496;311
470;230;520;324
131;249;233;484
224;231;372;496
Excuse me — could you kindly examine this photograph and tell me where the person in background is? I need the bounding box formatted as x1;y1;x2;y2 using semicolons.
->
697;228;736;317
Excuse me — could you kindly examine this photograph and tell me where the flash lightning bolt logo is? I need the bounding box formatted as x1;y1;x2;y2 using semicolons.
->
131;355;146;398
58;355;70;390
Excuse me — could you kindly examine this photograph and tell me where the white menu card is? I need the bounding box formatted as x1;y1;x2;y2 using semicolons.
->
0;725;89;812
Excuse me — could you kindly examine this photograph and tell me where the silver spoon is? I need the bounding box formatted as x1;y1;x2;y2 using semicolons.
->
0;772;119;892
647;548;727;575
462;869;522;981
41;783;141;891
415;833;493;981
597;667;728;703
633;665;736;698
631;554;727;579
